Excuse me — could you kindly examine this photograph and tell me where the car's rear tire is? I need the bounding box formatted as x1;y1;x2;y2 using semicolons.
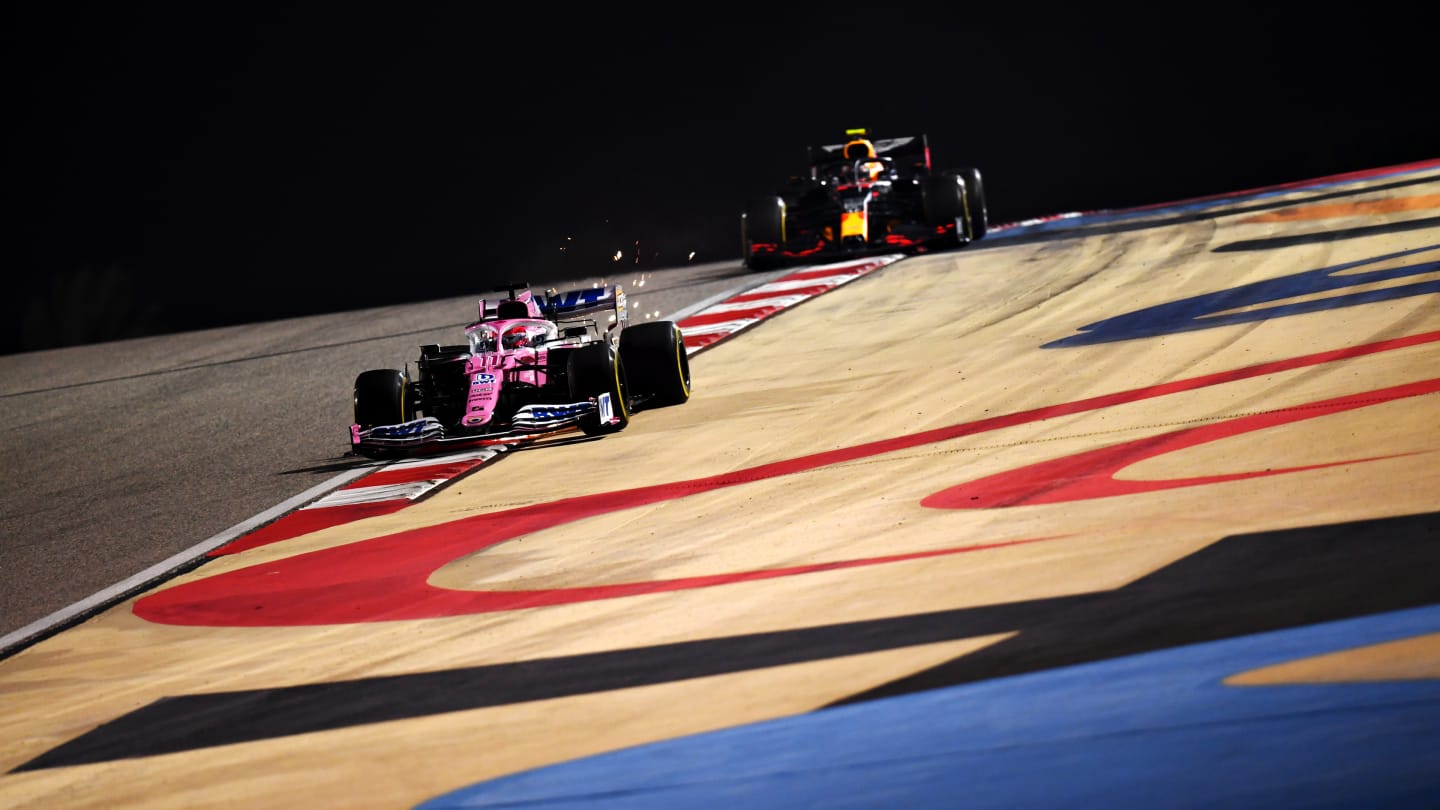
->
567;343;630;435
619;321;691;409
960;166;988;241
353;369;411;429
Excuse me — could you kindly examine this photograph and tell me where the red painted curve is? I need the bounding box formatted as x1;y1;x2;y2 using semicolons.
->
133;331;1440;627
923;379;1437;508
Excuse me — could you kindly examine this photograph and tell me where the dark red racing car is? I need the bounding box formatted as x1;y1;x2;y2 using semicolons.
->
741;127;988;270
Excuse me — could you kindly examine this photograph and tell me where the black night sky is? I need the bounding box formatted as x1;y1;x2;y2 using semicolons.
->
4;5;1434;355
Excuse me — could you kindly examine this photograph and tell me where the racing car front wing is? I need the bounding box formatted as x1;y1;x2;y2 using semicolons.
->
350;395;619;456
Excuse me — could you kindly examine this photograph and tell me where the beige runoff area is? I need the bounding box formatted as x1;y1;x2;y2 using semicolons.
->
2;175;1439;809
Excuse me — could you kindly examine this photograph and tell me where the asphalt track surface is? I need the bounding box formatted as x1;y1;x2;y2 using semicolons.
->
2;159;1439;808
0;263;761;649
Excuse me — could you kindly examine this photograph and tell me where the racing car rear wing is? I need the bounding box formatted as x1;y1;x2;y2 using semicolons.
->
469;283;627;344
537;285;628;342
808;134;932;177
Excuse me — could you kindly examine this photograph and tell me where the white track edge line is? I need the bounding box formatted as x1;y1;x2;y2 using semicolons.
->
2;259;890;655
665;266;794;323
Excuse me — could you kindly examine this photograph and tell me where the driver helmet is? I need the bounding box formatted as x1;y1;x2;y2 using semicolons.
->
843;137;876;160
502;325;530;349
842;132;882;180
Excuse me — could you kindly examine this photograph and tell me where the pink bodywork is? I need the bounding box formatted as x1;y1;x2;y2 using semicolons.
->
460;290;560;429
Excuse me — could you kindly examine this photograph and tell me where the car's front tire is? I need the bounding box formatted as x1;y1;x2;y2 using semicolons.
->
742;196;786;271
743;195;785;243
922;171;970;247
567;343;630;435
353;369;411;429
619;321;691;409
960;166;988;241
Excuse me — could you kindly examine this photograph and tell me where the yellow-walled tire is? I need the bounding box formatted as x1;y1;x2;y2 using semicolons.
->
567;344;630;435
620;321;691;409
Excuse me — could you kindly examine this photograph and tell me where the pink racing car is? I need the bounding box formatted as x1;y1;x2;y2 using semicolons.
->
349;282;690;458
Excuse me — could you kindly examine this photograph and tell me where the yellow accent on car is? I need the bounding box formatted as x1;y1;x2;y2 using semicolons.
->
841;210;867;240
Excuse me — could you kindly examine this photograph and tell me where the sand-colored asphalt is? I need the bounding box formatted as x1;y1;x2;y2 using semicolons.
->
2;165;1438;808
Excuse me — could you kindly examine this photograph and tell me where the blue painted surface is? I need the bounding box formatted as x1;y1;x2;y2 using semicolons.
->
986;161;1439;240
417;605;1440;809
1043;243;1440;347
982;161;1440;348
417;163;1440;809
